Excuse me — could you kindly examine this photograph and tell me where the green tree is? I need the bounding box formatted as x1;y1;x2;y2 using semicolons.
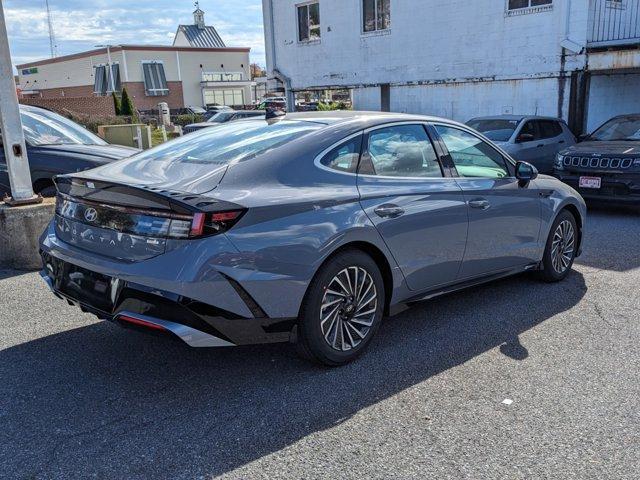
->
112;92;121;115
120;87;137;120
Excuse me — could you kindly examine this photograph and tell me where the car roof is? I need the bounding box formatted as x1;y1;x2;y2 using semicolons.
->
469;114;565;122
275;110;472;129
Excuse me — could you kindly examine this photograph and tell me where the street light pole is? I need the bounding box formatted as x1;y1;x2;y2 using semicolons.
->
0;0;37;204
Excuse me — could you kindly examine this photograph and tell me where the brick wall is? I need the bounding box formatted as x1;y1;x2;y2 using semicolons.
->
122;81;185;111
22;85;95;98
19;96;115;116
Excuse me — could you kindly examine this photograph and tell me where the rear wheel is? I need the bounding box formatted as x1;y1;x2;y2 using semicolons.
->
297;250;385;366
537;210;578;282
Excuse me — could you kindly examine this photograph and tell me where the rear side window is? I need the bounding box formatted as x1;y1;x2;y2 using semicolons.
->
435;125;509;179
122;120;322;166
364;125;443;178
321;136;363;173
538;120;563;139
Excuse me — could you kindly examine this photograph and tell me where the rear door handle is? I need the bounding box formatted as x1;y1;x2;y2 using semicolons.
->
537;144;544;148
468;199;490;210
374;204;405;218
559;140;565;144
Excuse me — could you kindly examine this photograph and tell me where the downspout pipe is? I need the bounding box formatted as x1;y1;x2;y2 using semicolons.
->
265;0;295;109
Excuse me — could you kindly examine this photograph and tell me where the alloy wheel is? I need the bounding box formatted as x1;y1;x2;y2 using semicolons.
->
320;266;378;352
551;219;575;274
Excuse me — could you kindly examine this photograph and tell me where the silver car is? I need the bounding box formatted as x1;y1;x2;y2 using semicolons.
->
40;112;586;366
467;115;576;173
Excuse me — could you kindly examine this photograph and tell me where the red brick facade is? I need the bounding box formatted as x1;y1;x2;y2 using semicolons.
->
19;81;185;113
121;81;185;111
19;96;115;117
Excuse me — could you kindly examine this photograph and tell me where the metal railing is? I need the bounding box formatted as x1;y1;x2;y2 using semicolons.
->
588;0;640;47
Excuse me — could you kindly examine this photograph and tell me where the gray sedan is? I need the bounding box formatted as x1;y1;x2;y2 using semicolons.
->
40;112;586;365
467;115;576;173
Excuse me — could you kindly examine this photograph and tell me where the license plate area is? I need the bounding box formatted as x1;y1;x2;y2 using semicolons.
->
55;261;118;313
579;176;601;189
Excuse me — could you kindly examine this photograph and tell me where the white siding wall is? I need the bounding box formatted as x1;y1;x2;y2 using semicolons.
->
264;0;591;121
587;73;640;132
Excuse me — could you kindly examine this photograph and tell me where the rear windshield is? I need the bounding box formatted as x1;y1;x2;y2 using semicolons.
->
466;119;520;142
590;117;640;141
129;120;322;166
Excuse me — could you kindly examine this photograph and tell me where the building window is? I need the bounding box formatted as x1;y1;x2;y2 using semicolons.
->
203;89;245;106
202;72;244;82
297;2;320;42
93;64;121;95
142;62;169;96
507;0;552;13
363;0;390;33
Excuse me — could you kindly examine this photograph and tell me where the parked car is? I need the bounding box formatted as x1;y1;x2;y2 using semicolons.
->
183;110;264;134
466;115;576;173
0;105;138;198
40;112;586;365
204;105;232;120
257;98;287;111
554;114;640;204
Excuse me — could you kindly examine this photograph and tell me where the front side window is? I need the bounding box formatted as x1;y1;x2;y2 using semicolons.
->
590;117;640;141
365;125;442;178
142;62;169;96
517;121;540;142
297;2;321;42
363;0;390;32
508;0;552;11
321;136;363;173
538;120;563;139
20;108;107;146
435;125;509;179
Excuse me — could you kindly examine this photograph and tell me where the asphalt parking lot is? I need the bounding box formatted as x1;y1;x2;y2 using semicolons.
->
1;205;639;479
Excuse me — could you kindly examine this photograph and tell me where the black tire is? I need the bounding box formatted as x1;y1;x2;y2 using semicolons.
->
38;185;57;197
297;249;385;366
537;210;578;283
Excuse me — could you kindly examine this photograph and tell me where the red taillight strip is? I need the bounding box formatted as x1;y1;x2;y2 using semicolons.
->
118;315;166;331
190;212;206;237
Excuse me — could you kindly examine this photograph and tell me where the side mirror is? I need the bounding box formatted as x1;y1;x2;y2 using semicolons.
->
516;161;538;185
517;133;535;143
577;133;590;142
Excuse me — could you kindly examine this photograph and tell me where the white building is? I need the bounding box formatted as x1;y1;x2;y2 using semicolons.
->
17;6;254;111
262;0;640;133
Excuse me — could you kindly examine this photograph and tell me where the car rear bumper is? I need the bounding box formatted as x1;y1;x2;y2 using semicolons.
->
553;171;640;204
40;253;296;347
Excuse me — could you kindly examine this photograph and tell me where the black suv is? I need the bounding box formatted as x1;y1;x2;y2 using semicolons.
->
554;114;640;204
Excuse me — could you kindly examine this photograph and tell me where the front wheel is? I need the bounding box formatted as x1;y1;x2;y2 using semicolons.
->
537;210;578;282
297;250;385;366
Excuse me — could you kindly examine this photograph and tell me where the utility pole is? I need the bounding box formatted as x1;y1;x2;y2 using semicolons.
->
0;0;38;204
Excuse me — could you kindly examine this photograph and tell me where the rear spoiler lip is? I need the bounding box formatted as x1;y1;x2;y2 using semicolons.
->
54;175;244;215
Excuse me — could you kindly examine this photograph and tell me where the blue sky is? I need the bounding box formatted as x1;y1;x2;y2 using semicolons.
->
5;0;266;68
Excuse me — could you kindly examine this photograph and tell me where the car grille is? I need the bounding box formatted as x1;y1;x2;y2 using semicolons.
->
562;156;638;170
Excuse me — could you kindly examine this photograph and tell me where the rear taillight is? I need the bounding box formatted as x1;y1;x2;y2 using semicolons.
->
187;209;245;237
168;209;245;239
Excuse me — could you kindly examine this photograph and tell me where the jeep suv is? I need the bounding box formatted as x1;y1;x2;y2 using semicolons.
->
554;114;640;204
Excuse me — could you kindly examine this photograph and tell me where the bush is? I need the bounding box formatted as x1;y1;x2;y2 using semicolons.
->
112;92;121;115
172;114;204;127
317;101;351;111
120;87;137;121
61;110;134;133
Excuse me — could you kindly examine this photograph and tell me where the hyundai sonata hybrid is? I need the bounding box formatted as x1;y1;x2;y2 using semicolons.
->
40;112;586;365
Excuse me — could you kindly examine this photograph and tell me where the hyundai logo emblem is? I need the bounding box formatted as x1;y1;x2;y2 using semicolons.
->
84;208;98;222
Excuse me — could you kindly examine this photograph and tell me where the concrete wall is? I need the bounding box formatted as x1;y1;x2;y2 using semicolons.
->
587;73;640;132
264;0;591;121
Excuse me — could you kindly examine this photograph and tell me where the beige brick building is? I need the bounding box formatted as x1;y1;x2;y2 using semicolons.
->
16;7;253;111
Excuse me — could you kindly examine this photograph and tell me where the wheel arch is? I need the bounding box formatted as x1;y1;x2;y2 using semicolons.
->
307;240;396;316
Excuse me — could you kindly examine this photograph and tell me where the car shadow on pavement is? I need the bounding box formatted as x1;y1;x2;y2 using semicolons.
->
0;271;586;479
